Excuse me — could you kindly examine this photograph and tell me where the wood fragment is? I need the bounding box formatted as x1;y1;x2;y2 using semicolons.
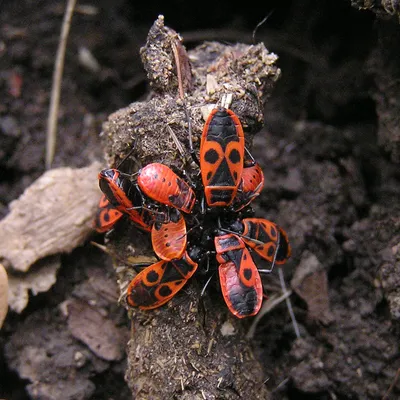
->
0;162;102;272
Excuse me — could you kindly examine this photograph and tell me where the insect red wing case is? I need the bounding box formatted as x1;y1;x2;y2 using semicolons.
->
137;163;196;213
214;233;245;263
219;260;263;318
275;226;292;263
98;169;132;211
98;168;153;232
241;218;291;264
200;108;245;207
94;195;123;233
233;163;265;211
151;212;187;260
98;193;110;208
126;251;198;310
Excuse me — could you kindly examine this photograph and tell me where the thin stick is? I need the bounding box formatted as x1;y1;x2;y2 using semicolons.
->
171;39;185;100
166;125;186;158
382;367;400;400
246;291;292;339
46;0;77;169
278;268;301;339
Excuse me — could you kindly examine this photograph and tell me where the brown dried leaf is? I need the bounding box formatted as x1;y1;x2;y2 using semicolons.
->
0;161;102;272
291;251;335;325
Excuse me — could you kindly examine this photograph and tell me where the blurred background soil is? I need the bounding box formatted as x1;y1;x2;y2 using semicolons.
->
0;1;399;399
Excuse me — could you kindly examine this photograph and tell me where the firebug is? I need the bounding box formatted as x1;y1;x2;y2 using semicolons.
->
126;251;198;309
200;108;245;207
137;163;196;214
214;233;263;318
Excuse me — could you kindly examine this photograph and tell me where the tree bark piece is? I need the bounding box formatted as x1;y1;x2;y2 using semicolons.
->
0;161;103;273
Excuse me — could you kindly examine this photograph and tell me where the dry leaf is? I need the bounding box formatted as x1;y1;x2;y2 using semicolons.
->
291;251;334;325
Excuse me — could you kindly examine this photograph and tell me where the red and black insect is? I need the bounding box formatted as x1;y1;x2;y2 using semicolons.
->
94;194;123;233
200;108;245;207
98;168;153;232
126;251;198;310
214;233;263;318
237;218;292;265
96;100;291;318
232;162;265;211
137;163;196;214
191;214;292;318
99;164;196;261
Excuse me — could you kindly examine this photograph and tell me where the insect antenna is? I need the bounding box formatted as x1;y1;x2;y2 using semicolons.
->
199;252;217;297
252;10;274;44
183;101;199;165
170;37;199;166
166;125;186;159
218;226;264;246
115;142;141;171
244;147;256;166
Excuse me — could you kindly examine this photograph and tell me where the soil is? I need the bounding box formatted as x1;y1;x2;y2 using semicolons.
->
1;1;400;399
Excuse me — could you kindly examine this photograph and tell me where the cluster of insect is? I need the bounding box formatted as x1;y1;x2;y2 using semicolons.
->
94;105;291;318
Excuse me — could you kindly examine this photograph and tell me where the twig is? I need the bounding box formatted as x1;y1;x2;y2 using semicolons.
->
171;39;185;100
166;125;186;158
247;268;301;339
247;290;292;339
278;268;301;339
46;0;77;169
382;367;400;400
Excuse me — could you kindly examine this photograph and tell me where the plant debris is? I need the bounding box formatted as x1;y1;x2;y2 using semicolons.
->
291;251;335;325
0;162;102;273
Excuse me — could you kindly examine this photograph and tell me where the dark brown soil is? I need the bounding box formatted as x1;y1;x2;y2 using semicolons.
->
1;1;400;399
